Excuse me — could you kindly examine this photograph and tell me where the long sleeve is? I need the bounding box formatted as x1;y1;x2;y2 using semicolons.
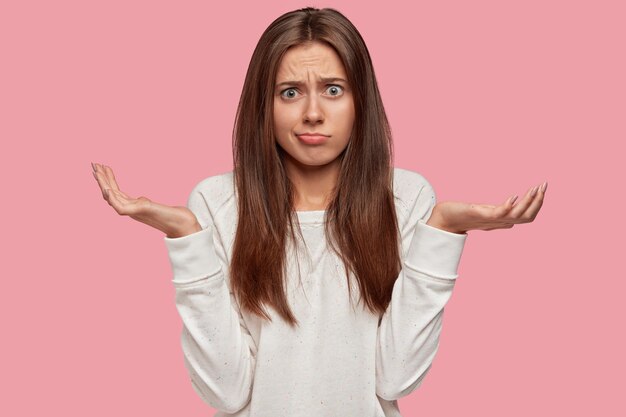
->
376;181;467;401
164;183;255;413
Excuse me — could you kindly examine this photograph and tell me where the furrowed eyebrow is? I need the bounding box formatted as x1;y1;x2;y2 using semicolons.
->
275;77;348;88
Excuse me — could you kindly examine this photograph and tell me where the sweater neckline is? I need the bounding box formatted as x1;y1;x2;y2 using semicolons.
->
296;209;326;224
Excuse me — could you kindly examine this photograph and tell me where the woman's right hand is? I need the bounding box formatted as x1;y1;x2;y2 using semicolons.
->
91;162;202;238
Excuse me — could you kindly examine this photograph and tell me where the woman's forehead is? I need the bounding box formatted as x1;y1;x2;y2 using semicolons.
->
275;42;347;82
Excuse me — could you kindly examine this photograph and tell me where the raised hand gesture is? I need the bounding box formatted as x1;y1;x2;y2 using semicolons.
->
426;182;547;234
91;162;202;238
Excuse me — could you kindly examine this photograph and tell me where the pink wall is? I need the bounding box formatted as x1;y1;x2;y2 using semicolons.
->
2;0;623;415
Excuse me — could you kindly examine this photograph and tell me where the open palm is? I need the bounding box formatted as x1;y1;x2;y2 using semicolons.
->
92;163;152;217
429;182;547;234
91;162;200;238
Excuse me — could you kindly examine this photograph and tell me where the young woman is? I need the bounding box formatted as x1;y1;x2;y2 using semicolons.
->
92;7;546;417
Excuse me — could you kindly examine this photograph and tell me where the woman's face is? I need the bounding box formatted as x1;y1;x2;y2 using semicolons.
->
273;41;355;173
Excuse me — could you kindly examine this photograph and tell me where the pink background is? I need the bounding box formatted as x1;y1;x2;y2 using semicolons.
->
2;0;624;415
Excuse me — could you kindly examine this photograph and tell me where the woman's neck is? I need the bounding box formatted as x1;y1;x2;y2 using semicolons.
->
284;158;340;211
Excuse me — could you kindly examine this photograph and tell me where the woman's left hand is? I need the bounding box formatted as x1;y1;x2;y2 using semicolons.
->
426;182;547;234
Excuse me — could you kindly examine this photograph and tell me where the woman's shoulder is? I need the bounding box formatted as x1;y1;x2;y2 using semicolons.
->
186;170;236;228
392;167;435;201
190;170;235;197
392;166;437;225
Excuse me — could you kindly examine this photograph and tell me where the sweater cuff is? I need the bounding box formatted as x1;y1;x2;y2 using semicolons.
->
404;219;467;280
164;227;222;284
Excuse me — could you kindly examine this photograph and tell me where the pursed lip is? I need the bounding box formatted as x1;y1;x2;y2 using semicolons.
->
296;132;330;137
296;133;330;144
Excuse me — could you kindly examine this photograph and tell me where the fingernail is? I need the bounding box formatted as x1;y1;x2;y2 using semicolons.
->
541;181;548;193
511;195;518;204
530;186;538;197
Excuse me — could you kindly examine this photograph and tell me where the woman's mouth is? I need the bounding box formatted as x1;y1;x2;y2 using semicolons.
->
296;133;330;145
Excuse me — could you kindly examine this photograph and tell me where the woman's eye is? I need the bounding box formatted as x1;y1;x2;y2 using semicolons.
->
280;85;344;99
281;88;298;99
326;85;344;96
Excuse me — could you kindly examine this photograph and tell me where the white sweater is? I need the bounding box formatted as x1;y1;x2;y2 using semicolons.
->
164;167;467;417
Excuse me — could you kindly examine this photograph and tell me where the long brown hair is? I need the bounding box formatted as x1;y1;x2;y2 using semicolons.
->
230;7;401;327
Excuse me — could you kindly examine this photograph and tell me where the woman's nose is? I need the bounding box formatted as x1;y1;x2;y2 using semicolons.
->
303;96;324;123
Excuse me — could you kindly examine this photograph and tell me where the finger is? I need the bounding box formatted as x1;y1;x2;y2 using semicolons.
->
93;163;111;189
521;183;545;222
497;194;516;206
96;163;131;199
500;195;518;213
488;195;516;219
102;165;122;192
92;169;111;199
509;184;541;218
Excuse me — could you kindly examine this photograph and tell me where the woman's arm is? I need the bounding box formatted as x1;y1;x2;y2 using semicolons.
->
164;185;255;414
92;162;255;412
376;177;545;400
375;182;467;401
